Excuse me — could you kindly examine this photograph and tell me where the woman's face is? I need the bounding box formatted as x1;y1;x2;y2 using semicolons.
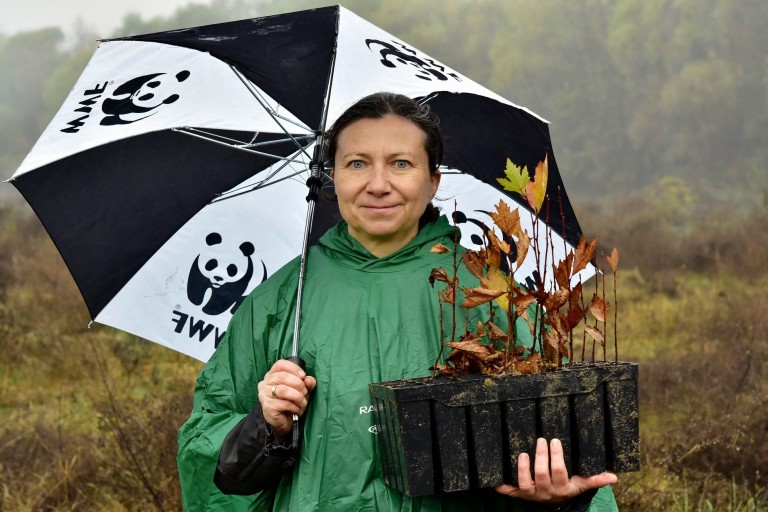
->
332;115;440;257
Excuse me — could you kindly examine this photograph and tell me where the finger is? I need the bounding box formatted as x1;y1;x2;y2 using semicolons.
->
494;484;520;497
549;438;570;488
516;452;535;494
570;472;618;493
262;371;310;396
266;359;307;379
265;383;309;411
303;375;317;392
533;438;551;487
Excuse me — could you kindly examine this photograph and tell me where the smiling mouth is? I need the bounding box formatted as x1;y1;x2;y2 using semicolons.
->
364;205;399;210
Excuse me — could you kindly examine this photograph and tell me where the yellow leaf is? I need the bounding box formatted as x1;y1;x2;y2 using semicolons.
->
497;158;529;196
532;156;549;213
480;267;510;311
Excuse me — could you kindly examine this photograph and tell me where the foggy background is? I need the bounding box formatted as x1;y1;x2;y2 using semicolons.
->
2;0;767;219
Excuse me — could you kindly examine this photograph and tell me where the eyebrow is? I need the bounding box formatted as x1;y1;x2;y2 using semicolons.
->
338;151;418;160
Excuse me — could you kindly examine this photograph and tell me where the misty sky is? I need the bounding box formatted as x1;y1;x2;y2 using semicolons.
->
0;0;203;36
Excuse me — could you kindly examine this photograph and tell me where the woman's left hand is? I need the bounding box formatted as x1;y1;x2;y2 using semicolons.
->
494;438;617;504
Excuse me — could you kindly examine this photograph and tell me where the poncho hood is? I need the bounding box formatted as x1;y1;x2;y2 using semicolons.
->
318;216;458;270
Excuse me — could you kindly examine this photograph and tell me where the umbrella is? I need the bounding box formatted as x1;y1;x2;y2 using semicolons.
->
9;5;591;364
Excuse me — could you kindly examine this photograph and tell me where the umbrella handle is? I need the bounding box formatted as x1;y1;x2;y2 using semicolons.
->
283;356;307;453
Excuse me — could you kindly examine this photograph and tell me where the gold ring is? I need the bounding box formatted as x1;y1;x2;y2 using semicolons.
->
271;384;278;398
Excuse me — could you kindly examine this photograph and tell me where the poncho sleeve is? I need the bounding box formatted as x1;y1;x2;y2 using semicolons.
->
177;259;300;511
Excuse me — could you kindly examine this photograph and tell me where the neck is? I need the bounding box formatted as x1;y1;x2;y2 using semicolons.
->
347;227;418;258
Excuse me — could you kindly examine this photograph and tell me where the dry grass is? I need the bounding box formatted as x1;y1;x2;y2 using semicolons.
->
0;207;202;511
1;201;768;510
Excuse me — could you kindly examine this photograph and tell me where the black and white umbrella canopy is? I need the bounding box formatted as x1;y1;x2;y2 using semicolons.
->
11;6;591;362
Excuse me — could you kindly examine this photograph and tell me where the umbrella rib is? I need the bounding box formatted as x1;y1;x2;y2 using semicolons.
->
228;65;315;161
172;128;309;164
179;127;314;149
211;168;310;203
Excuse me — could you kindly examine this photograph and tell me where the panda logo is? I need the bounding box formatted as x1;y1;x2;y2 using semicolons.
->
186;232;267;316
101;70;190;126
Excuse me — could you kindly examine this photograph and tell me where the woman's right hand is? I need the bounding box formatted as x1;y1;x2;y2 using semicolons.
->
258;359;317;440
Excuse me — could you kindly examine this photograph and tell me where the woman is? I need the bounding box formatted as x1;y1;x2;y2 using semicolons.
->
177;93;619;511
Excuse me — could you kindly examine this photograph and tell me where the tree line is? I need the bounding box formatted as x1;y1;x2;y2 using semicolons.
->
2;0;766;213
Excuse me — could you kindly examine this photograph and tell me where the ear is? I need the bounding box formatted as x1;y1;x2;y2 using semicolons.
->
429;170;441;198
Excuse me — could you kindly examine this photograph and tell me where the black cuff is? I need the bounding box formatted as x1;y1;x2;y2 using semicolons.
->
214;402;298;495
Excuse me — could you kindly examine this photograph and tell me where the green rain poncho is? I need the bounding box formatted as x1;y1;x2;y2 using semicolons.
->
177;216;618;511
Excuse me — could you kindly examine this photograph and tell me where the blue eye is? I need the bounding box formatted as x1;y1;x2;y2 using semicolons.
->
351;160;364;169
394;160;409;169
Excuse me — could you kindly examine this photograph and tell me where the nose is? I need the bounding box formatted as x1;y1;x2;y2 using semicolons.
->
365;163;391;195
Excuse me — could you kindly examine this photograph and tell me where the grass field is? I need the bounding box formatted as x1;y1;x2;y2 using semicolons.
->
1;204;767;511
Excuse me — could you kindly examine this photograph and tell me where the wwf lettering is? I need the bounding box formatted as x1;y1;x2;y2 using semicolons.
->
60;82;109;133
171;310;226;348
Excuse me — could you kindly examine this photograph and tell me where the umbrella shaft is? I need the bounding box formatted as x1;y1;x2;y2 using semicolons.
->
291;196;316;358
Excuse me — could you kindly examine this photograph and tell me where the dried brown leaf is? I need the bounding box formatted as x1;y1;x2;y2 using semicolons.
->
554;252;574;289
516;352;543;375
440;284;456;304
488;229;511;254
566;307;588;331
543;289;570;311
589;294;610;322
569;282;583;312
543;330;562;361
490;200;522;239
461;286;505;309
584;325;605;346
446;340;491;361
484;321;508;341
430;243;452;254
572;236;598;275
487;242;501;270
476;321;485;337
514;230;531;269
509;291;536;317
461;251;485;280
606;247;620;272
429;267;451;287
430;363;457;376
547;313;570;340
